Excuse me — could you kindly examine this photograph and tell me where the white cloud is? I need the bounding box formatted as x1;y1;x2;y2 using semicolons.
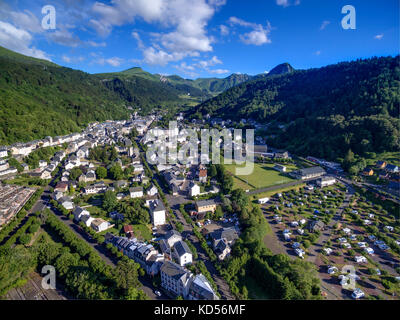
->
62;55;71;63
132;31;144;49
276;0;300;7
196;55;222;68
90;0;225;65
48;27;82;47
142;47;183;66
0;20;50;60
62;55;85;63
208;68;229;74
174;62;199;78
229;17;272;46
320;20;330;30
374;34;384;40
88;40;106;47
9;10;43;34
219;25;229;36
314;50;321;56
95;56;124;67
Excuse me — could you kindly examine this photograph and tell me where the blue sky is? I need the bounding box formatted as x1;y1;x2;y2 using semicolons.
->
0;0;398;78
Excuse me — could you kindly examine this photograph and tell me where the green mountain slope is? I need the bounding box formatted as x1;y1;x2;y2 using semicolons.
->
0;46;190;145
0;46;58;67
194;56;400;161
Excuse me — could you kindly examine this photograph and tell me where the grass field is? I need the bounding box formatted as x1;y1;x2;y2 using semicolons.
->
225;161;298;190
132;224;152;241
252;183;307;201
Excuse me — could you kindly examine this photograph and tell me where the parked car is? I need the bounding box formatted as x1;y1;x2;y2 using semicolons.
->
154;290;162;297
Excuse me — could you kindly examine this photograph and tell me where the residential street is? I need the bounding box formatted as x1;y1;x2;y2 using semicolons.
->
171;204;236;300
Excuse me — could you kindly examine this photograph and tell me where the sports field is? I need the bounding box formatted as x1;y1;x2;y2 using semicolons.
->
225;162;298;190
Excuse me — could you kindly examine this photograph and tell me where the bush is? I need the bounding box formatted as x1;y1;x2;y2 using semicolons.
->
28;223;40;234
19;233;32;245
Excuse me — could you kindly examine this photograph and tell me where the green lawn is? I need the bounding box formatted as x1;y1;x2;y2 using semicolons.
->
225;161;297;190
252;183;306;200
132;224;152;241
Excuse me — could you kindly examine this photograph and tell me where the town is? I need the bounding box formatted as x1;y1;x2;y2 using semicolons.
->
0;111;399;301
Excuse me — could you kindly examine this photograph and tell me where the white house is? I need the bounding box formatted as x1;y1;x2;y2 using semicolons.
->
173;240;193;266
38;160;48;168
91;218;110;232
317;176;336;188
147;184;158;196
189;182;200;197
0;148;7;158
59;196;74;210
81;214;94;227
133;165;144;173
151;199;166;226
73;206;90;221
130;187;144;198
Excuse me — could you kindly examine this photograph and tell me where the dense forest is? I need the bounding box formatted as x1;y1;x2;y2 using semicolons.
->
0;46;191;145
194;56;400;161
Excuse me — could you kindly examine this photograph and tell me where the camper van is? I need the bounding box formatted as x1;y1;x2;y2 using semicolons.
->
258;197;270;204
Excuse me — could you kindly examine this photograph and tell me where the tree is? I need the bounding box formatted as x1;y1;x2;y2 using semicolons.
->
103;190;118;212
109;164;123;180
231;189;249;211
19;233;31;245
114;259;141;291
96;166;107;179
70;168;83;181
8;157;23;173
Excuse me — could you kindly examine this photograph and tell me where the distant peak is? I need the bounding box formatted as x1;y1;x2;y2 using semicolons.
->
268;63;295;76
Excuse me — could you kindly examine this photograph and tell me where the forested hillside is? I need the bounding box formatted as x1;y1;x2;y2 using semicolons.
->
0;47;187;145
195;56;400;161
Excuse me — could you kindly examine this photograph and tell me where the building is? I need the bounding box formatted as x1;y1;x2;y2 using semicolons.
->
362;168;374;176
214;238;231;261
58;196;74;210
79;170;96;183
188;274;219;300
123;225;134;238
38;160;48;168
308;220;325;233
54;182;68;193
210;227;239;245
151;199;166;226
130;187;144;198
375;161;387;169
147;184;158;196
173;241;193;266
0;148;7;158
274;151;289;159
195;199;217;213
198;165;207;183
189;182;201;197
73;206;90;221
317;176;336;188
386;164;399;173
290;166;326;180
273;164;287;173
160;261;192;298
81;214;94;227
106;234;164;276
91;218;110;232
